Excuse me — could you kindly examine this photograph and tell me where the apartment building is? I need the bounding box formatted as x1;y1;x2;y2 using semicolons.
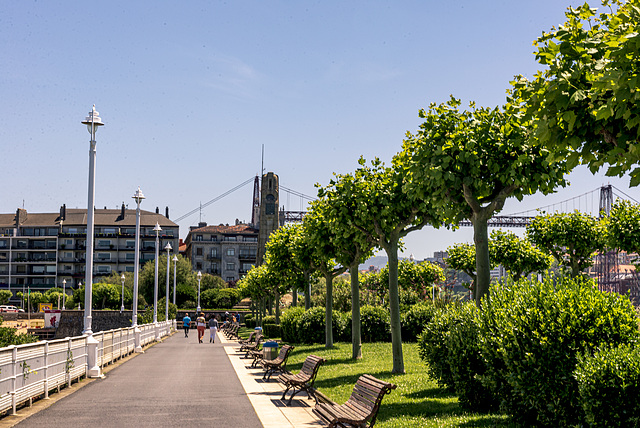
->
0;205;179;299
184;222;258;283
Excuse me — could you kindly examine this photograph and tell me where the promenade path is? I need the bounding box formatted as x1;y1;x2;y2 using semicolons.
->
6;330;323;428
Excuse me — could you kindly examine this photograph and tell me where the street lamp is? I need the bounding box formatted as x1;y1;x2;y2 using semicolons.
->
62;279;66;309
164;242;172;321
153;222;162;325
172;255;178;306
132;187;145;328
81;105;103;336
196;271;202;313
120;273;126;313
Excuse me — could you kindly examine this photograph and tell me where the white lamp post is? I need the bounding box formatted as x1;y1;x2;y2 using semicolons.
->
120;273;126;313
62;279;66;310
81;105;103;336
196;271;202;313
132;187;145;328
172;255;178;306
81;105;103;379
164;242;172;321
153;222;162;325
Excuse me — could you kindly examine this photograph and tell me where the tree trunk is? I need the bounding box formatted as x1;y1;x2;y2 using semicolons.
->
304;271;311;310
325;271;334;348
267;297;273;315
275;290;281;324
386;240;405;374
292;288;297;307
473;216;491;307
350;262;362;359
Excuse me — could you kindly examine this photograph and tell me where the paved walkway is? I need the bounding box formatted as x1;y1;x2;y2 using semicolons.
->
3;329;323;428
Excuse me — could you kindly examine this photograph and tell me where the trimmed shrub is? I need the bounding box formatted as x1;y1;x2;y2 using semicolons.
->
401;302;437;342
281;307;305;342
335;310;351;342
360;305;390;343
263;323;281;339
296;307;346;344
476;276;640;426
244;314;255;328
214;288;241;309
575;344;640;427
262;315;277;325
418;306;456;390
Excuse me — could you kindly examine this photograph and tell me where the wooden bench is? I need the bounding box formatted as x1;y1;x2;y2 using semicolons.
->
313;374;397;428
224;324;239;339
259;344;294;380
278;354;326;405
241;334;263;358
238;330;256;347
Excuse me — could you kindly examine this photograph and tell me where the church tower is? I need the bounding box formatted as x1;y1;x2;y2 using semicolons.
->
257;172;279;265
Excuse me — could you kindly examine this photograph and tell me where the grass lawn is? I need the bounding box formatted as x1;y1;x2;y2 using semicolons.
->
238;328;514;427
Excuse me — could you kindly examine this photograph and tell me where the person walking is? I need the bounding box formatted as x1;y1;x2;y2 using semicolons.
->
196;312;206;343
182;313;191;338
209;315;219;343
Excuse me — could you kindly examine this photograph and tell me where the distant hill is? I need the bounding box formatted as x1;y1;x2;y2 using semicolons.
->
359;256;389;271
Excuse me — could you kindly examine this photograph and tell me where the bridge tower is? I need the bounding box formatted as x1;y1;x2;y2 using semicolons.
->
257;172;279;266
596;185;621;293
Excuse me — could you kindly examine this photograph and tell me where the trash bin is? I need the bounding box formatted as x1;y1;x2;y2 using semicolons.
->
255;327;262;333
263;341;278;360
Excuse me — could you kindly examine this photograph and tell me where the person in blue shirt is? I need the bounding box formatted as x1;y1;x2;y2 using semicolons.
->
182;313;191;337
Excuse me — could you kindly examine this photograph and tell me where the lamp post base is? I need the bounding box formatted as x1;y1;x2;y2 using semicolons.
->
134;326;143;353
86;334;102;378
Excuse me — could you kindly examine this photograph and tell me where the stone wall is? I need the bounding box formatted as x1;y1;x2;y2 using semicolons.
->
54;310;134;339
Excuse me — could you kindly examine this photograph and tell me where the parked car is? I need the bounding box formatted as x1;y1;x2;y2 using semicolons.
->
0;305;24;313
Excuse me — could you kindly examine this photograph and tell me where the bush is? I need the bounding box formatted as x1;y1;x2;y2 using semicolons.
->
281;306;305;342
296;307;346;344
262;315;277;325
476;275;640;426
215;288;241;308
418;306;456;389
244;314;255;328
263;324;281;339
335;310;351;342
360;305;390;343
575;344;640;427
401;302;437;342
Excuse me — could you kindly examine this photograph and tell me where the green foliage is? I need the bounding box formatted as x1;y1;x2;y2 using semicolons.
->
263;324;281;339
0;290;12;305
176;283;196;308
608;200;640;262
244;314;256;328
476;275;640;426
262;315;276;325
401;302;437;342
359;305;390;343
215;288;240;309
489;230;552;280
514;0;640;185
418;307;456;389
0;317;38;347
139;254;198;304
526;211;607;276
575;344;640;427
295;307;346;344
400;96;568;305
280;306;305;342
379;260;445;296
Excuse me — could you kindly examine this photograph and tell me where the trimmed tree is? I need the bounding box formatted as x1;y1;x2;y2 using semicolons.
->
399;97;568;306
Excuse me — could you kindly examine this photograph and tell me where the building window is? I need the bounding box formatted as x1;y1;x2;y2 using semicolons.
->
196;247;203;256
239;248;257;257
243;236;257;242
126;240;135;248
223;236;237;241
97;253;111;261
97;266;111;274
226;277;235;282
211;248;218;257
0;240;6;248
195;235;203;242
241;263;253;271
226;262;235;270
103;228;116;234
126;253;135;260
65;239;73;246
97;239;111;248
125;266;134;272
196;262;202;270
226;248;235;256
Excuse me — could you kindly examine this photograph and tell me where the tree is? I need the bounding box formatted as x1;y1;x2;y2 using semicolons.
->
326;158;441;373
513;1;640;185
379;259;444;298
139;254;197;304
490;230;553;281
290;224;318;310
400;97;568;306
526;212;607;277
318;176;375;359
446;243;481;291
0;290;12;305
264;224;306;309
608;200;640;261
301;199;347;349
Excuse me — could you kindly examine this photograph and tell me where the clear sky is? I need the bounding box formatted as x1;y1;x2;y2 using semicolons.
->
1;1;637;260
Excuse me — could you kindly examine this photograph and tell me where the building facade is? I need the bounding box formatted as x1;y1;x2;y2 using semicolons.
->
0;205;179;300
184;222;258;283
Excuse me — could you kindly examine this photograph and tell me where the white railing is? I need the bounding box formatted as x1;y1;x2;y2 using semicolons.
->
0;320;175;415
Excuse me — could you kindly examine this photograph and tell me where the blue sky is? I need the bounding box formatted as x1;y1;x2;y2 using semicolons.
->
1;1;637;260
